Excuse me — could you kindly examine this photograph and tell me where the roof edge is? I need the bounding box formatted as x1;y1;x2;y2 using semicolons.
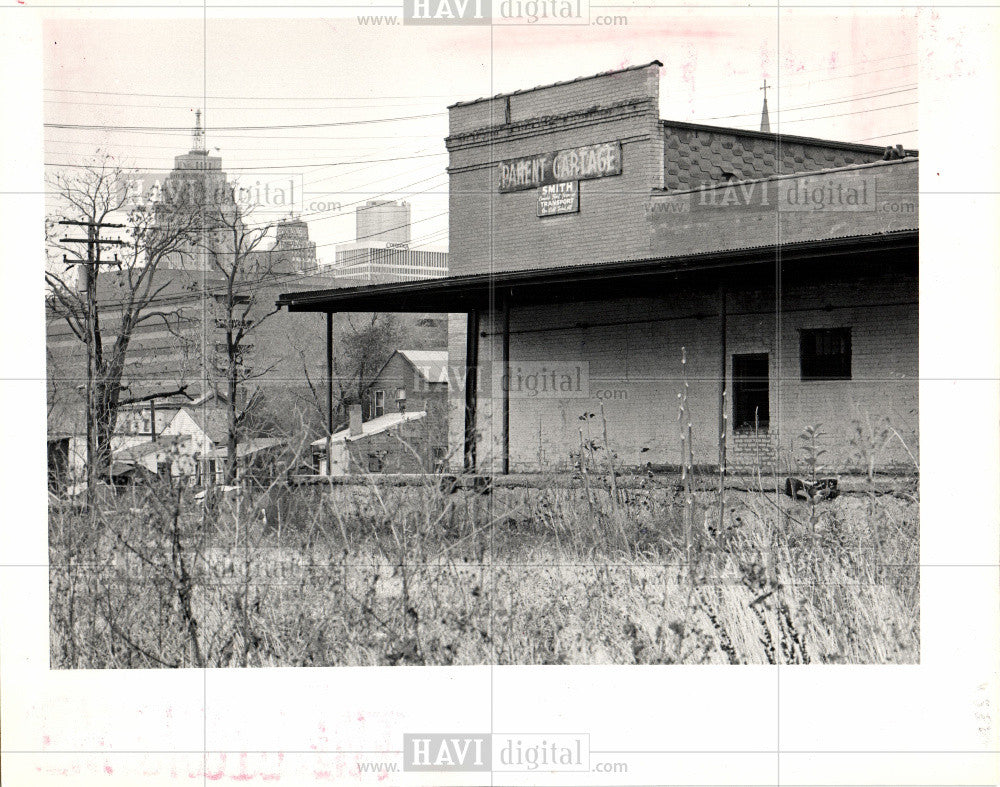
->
448;61;663;109
278;230;918;311
652;156;918;198
661;118;918;155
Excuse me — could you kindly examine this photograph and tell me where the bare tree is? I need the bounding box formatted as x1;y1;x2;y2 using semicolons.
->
46;157;200;494
198;194;281;485
338;312;404;411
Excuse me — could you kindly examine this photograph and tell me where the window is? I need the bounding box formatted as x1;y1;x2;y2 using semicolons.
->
732;353;770;429
432;446;448;473
371;389;385;418
367;453;384;473
800;328;852;380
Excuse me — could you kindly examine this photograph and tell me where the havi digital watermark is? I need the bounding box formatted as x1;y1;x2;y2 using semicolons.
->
403;733;590;772
403;0;589;24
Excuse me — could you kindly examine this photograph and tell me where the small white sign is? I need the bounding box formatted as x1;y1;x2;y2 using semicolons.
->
537;181;580;216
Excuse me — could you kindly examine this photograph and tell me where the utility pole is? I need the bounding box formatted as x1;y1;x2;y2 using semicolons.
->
60;220;124;508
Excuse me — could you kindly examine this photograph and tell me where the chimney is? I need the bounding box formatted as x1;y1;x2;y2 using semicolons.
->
349;404;363;437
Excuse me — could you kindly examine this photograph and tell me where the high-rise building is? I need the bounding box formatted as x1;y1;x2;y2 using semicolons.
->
356;200;410;245
159;110;237;271
269;217;318;274
328;201;447;285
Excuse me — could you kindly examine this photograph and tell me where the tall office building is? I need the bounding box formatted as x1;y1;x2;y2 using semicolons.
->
356;200;410;244
330;201;447;285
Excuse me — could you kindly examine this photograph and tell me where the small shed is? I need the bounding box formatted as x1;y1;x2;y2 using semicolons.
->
311;409;436;475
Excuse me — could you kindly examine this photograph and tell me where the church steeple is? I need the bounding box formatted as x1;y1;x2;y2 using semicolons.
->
760;79;771;133
191;109;206;153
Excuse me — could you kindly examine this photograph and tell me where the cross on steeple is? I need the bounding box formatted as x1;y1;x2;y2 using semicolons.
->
760;79;771;133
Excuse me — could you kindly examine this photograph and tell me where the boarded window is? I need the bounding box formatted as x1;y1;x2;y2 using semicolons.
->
800;328;852;380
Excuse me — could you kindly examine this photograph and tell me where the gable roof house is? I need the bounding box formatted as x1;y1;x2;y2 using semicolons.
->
278;62;918;476
364;349;449;419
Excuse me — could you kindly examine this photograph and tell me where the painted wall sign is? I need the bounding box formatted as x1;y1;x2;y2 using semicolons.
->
498;142;622;193
537;181;579;216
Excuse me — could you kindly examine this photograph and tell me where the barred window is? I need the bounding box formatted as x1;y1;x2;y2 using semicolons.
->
800;328;852;380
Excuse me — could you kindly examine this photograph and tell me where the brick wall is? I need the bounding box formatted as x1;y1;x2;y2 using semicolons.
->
649;158;918;257
461;268;917;475
440;64;919;476
447;64;664;278
344;417;444;474
448;64;661;136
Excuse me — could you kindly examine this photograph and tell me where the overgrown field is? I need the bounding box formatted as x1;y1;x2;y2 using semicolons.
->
49;475;919;667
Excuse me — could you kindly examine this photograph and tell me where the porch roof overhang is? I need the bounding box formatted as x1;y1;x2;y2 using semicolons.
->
277;230;917;314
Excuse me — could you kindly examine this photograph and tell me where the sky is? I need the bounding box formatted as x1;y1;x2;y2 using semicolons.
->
42;10;918;266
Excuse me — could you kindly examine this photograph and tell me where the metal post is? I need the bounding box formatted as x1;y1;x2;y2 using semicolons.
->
718;286;728;475
326;312;334;436
501;290;511;475
326;311;334;475
463;310;479;473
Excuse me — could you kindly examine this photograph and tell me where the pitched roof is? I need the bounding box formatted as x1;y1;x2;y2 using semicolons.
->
113;435;188;462
311;411;427;446
174;406;230;444
205;437;286;460
660;119;913;193
397;350;449;384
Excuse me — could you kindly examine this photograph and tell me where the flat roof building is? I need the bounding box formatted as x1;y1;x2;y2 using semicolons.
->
279;62;918;476
326;201;447;285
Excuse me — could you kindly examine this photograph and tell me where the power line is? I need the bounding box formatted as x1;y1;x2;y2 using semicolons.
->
45;138;395;152
45;129;446;141
694;85;916;123
44;52;916;104
43;98;448;111
852;129;918;142
44;112;445;133
45;151;446;171
683;61;918;106
775;101;917;126
44;87;473;101
49;208;453;313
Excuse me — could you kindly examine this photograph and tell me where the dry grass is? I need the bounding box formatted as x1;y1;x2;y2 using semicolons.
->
49;471;918;667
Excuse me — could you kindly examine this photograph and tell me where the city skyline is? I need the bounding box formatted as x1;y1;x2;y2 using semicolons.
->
43;13;917;264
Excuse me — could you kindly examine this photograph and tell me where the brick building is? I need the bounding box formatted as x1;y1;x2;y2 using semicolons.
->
279;62;918;476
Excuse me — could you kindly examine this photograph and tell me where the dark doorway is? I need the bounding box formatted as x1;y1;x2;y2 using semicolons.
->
732;353;770;429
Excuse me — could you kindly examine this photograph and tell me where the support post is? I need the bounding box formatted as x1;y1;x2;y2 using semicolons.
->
85;224;95;504
58;219;123;507
325;312;334;474
718;286;728;475
463;309;479;473
501;290;511;475
326;312;334;436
